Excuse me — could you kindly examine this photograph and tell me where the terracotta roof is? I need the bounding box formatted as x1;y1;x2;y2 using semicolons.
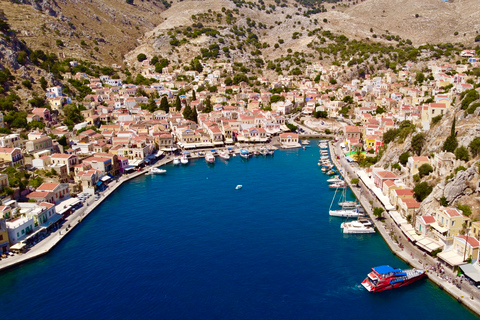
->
420;216;436;224
376;171;398;179
37;183;60;191
457;236;480;248
444;208;462;217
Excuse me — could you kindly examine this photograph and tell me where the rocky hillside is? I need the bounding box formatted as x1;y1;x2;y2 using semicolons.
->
2;0;168;66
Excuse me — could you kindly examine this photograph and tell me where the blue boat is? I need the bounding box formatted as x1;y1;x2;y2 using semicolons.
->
240;149;250;159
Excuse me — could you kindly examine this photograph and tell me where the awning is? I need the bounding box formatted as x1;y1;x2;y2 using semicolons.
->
40;214;64;227
460;263;480;283
400;223;422;242
183;151;190;155
161;147;178;152
10;242;26;251
416;237;443;253
101;175;112;182
438;250;467;267
96;181;103;186
155;151;164;157
389;211;407;225
431;222;448;234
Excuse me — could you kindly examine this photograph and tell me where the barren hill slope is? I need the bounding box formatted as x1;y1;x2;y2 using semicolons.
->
344;0;480;45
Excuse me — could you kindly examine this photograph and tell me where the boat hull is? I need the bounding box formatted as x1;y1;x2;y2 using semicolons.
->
362;272;426;292
329;210;360;218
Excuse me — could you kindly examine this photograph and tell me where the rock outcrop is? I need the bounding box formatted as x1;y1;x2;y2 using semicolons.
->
418;164;478;216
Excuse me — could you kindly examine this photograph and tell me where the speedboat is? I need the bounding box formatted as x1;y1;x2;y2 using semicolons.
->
219;151;230;160
327;176;343;183
329;182;345;189
341;220;375;234
361;266;426;292
301;140;310;145
267;148;274;156
235;185;242;190
180;155;189;165
326;170;336;175
205;153;215;163
173;157;180;165
150;167;166;174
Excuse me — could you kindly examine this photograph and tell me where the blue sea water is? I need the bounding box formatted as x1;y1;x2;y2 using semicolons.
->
0;142;477;320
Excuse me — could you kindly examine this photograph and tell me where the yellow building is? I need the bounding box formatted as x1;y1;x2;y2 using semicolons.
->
431;208;470;244
471;221;480;240
453;236;479;262
0;218;9;253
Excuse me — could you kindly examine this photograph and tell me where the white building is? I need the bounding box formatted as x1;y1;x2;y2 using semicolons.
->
6;216;35;244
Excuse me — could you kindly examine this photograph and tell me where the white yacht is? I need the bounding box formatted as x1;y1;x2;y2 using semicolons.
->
329;209;361;218
173;157;181;165
301;140;310;145
150;167;167;174
180;155;189;165
327;176;343;183
341;219;375;234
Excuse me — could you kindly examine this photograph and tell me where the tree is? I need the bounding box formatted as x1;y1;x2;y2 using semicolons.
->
192;90;196;101
413;182;433;202
233;73;248;85
351;178;359;185
440;196;448;207
455;146;470;161
203;96;213;113
192;106;198;123
137;53;147;62
418;163;433;178
175;96;181;111
415;72;425;84
443;135;458;153
373;207;384;218
126;0;134;4
40;76;48;91
63;104;84;129
443;117;458;152
411;133;425;156
383;128;400;144
182;105;192;121
160;96;169;113
469;137;480;157
399;151;410;165
224;77;233;86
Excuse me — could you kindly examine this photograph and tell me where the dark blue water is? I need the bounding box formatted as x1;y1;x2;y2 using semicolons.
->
0;142;477;319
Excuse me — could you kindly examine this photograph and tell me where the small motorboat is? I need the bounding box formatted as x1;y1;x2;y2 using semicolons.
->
150;167;166;174
173;157;180;165
301;140;310;145
219;151;230;160
240;149;250;159
205;153;215;163
180;155;189;165
236;185;242;190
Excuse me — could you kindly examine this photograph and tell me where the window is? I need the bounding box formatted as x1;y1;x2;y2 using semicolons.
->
452;221;454;227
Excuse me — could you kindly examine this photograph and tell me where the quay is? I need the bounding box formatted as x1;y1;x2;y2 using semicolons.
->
329;141;480;316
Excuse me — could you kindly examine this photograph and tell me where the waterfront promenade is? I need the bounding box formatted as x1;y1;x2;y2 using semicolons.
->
0;156;174;272
329;142;480;315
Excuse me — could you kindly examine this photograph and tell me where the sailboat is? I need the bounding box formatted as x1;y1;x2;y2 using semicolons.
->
337;185;358;209
329;187;361;218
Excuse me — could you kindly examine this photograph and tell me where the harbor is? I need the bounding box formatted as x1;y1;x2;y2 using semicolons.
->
328;141;480;315
0;141;477;320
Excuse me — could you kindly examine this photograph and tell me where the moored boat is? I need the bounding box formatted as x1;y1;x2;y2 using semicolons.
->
150;167;167;174
219;151;230;160
329;208;361;217
240;149;250;159
328;182;345;189
341;220;375;234
205;153;215;163
180;155;189;165
361;266;426;292
173;157;181;165
327;175;343;183
301;140;310;145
